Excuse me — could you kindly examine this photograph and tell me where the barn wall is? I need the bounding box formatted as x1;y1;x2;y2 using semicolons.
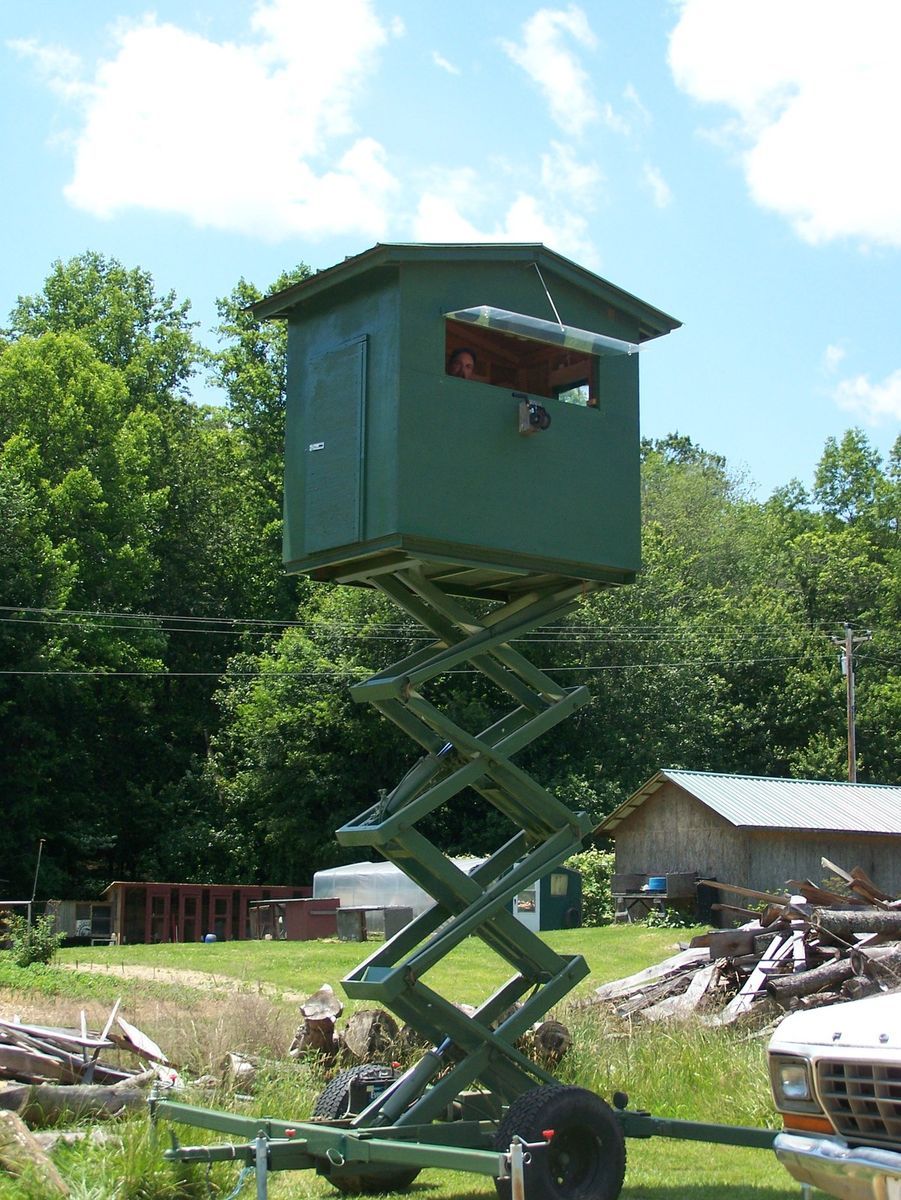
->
610;782;748;881
749;831;901;896
608;781;901;900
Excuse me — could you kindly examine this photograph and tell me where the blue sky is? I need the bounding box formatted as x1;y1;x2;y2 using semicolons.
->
3;0;899;498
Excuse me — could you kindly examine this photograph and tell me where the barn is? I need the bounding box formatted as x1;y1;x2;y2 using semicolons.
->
596;770;901;922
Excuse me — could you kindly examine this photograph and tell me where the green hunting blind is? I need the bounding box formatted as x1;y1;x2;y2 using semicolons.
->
154;245;684;1195
252;242;680;599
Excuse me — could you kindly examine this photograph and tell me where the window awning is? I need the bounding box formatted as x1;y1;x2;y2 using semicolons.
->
446;306;640;356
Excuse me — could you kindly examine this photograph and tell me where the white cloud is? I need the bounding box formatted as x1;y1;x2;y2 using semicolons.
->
668;0;901;247
8;38;86;101
13;0;400;239
432;51;460;75
823;343;847;373
411;170;596;266
501;7;598;135
540;142;603;206
623;83;651;127
642;163;672;208
833;369;901;424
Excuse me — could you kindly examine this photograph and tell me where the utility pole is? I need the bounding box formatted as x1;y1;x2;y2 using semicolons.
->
29;838;45;927
831;625;871;782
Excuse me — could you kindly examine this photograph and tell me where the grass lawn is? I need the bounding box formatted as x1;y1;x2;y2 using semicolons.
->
56;924;702;1005
0;925;802;1199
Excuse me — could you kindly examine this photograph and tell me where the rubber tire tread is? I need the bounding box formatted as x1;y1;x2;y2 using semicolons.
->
312;1063;388;1120
312;1064;420;1194
493;1084;626;1200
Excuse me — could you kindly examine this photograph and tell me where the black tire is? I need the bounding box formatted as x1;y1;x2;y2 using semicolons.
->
494;1085;626;1200
313;1064;390;1120
313;1064;420;1194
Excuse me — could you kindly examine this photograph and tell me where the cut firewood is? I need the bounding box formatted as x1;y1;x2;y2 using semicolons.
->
299;984;343;1022
841;975;884;1001
766;956;855;1004
341;1009;399;1062
0;1070;155;1126
289;1017;338;1060
0;1109;69;1195
520;1020;572;1066
851;944;901;990
811;908;901;941
760;904;789;928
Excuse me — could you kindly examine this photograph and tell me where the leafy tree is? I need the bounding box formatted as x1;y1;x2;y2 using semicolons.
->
0;332;170;894
814;428;890;528
211;268;309;487
6;251;199;408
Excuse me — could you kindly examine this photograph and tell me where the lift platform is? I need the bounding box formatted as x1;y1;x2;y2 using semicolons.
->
154;245;776;1198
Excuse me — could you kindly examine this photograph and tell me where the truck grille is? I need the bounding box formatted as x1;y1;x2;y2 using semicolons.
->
817;1059;901;1147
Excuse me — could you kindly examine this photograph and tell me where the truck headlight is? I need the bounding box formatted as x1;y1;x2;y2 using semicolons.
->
769;1055;819;1112
779;1063;811;1100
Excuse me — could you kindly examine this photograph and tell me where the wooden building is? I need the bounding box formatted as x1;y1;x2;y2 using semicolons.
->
596;771;901;921
100;882;311;944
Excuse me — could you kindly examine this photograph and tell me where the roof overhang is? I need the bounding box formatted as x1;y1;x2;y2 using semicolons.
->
250;242;682;342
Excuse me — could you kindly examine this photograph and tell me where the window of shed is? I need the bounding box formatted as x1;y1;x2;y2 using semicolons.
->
445;306;638;410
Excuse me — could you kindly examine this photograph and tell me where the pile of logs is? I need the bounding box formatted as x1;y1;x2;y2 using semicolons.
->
585;857;901;1025
0;1001;176;1195
290;984;572;1068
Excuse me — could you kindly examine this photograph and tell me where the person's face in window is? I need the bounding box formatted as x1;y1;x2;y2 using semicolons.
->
449;351;475;379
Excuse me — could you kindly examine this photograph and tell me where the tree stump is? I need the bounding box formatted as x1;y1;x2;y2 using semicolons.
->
341;1010;399;1062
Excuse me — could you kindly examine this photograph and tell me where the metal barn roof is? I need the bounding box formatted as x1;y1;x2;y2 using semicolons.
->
597;770;901;836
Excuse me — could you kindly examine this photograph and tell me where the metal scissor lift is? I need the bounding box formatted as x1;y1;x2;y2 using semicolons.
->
154;564;779;1197
155;566;622;1194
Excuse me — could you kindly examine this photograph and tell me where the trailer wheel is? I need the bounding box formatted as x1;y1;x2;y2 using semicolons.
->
313;1063;393;1120
313;1064;420;1194
494;1085;626;1200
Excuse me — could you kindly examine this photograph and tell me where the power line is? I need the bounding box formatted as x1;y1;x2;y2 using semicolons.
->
0;611;870;646
0;651;836;680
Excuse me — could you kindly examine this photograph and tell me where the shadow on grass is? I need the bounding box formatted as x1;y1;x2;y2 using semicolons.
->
383;1185;800;1200
620;1189;800;1200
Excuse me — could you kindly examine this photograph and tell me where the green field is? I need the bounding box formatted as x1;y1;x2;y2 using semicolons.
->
0;927;801;1199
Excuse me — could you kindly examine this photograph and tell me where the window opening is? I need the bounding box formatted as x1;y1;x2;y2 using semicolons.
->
445;306;637;410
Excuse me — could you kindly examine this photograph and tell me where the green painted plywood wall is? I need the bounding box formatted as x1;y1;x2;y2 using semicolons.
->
272;244;678;594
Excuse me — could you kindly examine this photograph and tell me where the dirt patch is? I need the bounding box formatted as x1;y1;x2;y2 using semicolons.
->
58;960;308;1004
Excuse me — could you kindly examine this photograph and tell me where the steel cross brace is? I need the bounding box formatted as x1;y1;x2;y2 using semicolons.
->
335;566;599;1129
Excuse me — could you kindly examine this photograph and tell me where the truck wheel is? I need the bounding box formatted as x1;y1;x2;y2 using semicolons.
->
313;1063;420;1194
494;1085;626;1200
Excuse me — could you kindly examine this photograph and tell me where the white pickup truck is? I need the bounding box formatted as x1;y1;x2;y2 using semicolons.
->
768;991;901;1200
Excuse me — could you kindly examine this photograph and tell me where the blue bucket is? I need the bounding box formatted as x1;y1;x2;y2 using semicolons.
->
647;876;666;892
